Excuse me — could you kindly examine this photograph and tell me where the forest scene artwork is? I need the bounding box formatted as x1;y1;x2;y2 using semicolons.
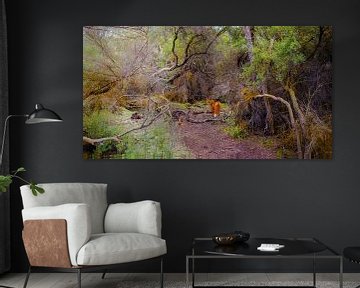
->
83;26;332;160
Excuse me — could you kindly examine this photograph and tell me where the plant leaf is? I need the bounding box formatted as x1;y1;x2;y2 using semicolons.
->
29;182;44;196
0;175;13;192
15;167;26;173
35;185;45;194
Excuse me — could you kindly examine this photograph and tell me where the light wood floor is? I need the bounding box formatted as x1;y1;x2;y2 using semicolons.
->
0;273;359;288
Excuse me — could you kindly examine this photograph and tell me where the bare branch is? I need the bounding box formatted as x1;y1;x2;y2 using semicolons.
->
171;27;181;66
83;105;170;145
152;27;227;77
186;117;225;124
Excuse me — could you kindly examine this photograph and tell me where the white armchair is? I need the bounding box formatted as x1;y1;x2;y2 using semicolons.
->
20;183;166;288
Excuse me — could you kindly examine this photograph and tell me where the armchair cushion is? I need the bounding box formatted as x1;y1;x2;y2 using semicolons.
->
22;203;91;266
76;233;167;266
104;200;162;237
21;183;108;234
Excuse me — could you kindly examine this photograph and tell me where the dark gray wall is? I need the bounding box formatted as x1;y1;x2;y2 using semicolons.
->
5;0;360;273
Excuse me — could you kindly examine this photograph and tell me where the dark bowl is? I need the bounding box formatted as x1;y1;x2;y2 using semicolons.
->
212;234;237;245
212;231;250;246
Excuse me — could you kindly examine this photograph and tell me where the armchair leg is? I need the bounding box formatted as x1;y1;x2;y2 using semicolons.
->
160;257;164;288
23;266;31;288
77;268;81;288
101;270;107;279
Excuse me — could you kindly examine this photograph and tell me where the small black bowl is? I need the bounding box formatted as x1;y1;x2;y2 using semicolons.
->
212;234;237;245
212;231;250;246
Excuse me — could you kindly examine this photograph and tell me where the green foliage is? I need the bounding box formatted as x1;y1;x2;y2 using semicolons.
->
224;27;247;50
0;167;43;196
83;108;191;159
224;121;249;139
170;102;191;110
15;167;25;173
93;140;118;159
164;91;188;103
261;138;276;149
91;119;194;160
83;110;129;159
119;122;175;159
215;27;247;59
152;27;177;67
83;110;121;139
30;182;45;196
0;175;12;192
241;26;309;85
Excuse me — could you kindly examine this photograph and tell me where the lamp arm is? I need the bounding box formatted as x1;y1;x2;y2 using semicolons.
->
0;114;28;169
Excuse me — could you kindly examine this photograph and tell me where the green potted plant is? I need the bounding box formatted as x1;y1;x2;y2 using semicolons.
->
0;167;44;196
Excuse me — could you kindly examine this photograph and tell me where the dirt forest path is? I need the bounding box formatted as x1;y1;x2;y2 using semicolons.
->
176;120;277;159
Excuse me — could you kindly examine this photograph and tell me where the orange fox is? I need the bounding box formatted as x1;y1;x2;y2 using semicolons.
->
208;99;221;117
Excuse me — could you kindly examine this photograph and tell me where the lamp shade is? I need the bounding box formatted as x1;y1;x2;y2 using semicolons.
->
25;104;63;124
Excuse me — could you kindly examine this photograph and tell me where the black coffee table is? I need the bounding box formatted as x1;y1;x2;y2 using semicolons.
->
186;237;342;288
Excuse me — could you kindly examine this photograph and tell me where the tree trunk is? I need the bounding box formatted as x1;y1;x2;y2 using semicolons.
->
243;26;274;135
243;26;265;131
262;38;275;135
254;93;303;159
261;82;275;135
285;85;306;131
243;26;254;62
284;83;307;155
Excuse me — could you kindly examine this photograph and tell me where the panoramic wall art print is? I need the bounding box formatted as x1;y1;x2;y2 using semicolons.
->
83;26;332;160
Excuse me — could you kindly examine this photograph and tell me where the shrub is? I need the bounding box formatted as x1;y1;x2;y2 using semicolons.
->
278;113;332;159
94;140;118;159
306;114;332;159
118;122;175;159
83;110;123;159
279;129;297;151
224;121;249;139
83;110;120;139
277;129;299;159
163;91;188;103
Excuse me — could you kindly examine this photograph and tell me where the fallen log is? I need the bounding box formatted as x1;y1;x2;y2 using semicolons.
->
83;106;170;146
83;136;119;146
186;117;225;123
189;110;212;115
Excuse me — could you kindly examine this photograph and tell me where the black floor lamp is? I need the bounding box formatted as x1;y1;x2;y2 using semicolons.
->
0;103;62;288
0;103;63;167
